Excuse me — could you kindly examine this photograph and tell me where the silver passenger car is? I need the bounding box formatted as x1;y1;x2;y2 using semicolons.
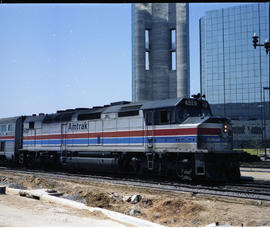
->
0;116;24;161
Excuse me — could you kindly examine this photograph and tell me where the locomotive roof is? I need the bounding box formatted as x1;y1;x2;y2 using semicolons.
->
102;103;141;114
101;97;183;113
71;97;184;115
22;97;200;123
43;111;76;123
0;116;21;124
24;115;45;123
140;97;183;110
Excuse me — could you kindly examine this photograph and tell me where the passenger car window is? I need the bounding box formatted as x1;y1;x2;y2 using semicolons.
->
0;142;5;151
8;124;13;131
0;125;7;132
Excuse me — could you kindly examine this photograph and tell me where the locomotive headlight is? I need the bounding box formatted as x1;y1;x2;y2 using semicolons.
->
223;124;228;133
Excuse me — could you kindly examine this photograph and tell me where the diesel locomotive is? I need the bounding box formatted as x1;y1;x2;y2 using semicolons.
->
0;97;240;181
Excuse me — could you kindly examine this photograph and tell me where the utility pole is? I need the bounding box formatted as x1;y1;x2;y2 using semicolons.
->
252;33;270;159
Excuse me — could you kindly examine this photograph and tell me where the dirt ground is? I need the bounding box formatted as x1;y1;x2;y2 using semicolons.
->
1;171;270;227
0;193;128;227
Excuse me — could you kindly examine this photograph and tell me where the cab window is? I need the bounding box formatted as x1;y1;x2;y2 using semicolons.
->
177;108;190;123
160;110;169;124
29;122;35;129
145;111;153;125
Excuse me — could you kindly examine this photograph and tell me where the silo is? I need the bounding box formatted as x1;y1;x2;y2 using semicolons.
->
132;3;189;102
176;3;190;98
150;3;170;100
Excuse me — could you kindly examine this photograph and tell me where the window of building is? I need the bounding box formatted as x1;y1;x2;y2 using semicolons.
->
145;29;150;50
170;29;176;71
145;51;150;70
145;29;150;70
170;29;176;49
171;52;176;70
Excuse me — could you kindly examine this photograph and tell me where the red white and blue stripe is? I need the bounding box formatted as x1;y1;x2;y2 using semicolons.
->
23;128;223;146
0;136;14;143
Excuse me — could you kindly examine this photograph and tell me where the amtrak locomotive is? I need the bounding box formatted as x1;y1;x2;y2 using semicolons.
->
0;97;240;181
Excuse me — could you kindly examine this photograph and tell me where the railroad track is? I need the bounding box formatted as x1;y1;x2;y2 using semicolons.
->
240;161;270;169
240;167;270;173
0;166;270;202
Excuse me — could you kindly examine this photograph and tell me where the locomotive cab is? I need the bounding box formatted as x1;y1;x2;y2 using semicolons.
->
142;98;240;181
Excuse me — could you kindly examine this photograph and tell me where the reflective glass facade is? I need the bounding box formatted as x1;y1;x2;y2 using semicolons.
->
200;3;270;121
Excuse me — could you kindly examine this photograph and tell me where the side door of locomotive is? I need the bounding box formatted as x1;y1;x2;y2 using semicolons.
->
0;122;14;160
88;120;103;146
144;110;155;152
23;121;36;148
60;123;67;152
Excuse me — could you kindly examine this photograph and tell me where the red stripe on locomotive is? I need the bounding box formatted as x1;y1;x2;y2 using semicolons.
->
23;127;221;140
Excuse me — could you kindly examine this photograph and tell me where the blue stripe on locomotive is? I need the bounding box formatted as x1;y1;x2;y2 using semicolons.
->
23;135;200;145
0;139;14;143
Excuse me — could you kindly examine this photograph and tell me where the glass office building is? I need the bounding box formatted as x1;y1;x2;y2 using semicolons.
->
200;3;270;147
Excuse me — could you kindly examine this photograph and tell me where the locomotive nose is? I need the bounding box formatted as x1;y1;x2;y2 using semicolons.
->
223;124;228;133
222;123;232;137
198;117;233;152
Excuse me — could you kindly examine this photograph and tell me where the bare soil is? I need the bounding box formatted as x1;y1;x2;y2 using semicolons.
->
1;171;270;227
0;193;127;227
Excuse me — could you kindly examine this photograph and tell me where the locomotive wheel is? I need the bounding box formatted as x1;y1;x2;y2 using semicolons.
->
18;153;24;166
176;167;184;179
176;168;192;181
226;167;240;182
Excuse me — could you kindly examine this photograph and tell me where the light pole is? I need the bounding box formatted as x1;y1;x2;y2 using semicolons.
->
263;87;270;158
252;33;270;159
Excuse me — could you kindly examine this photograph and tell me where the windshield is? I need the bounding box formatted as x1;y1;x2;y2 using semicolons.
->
201;101;212;116
177;99;212;122
201;107;212;116
184;106;201;117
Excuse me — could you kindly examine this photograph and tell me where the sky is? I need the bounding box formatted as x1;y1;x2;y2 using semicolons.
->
0;3;256;118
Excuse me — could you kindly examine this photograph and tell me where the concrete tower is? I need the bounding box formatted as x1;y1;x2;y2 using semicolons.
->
132;3;190;102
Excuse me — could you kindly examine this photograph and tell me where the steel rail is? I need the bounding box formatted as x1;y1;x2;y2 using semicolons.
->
0;166;270;201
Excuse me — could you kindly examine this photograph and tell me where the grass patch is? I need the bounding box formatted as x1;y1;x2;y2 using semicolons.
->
234;148;265;156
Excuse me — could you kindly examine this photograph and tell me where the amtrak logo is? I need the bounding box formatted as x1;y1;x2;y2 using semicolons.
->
68;122;88;131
